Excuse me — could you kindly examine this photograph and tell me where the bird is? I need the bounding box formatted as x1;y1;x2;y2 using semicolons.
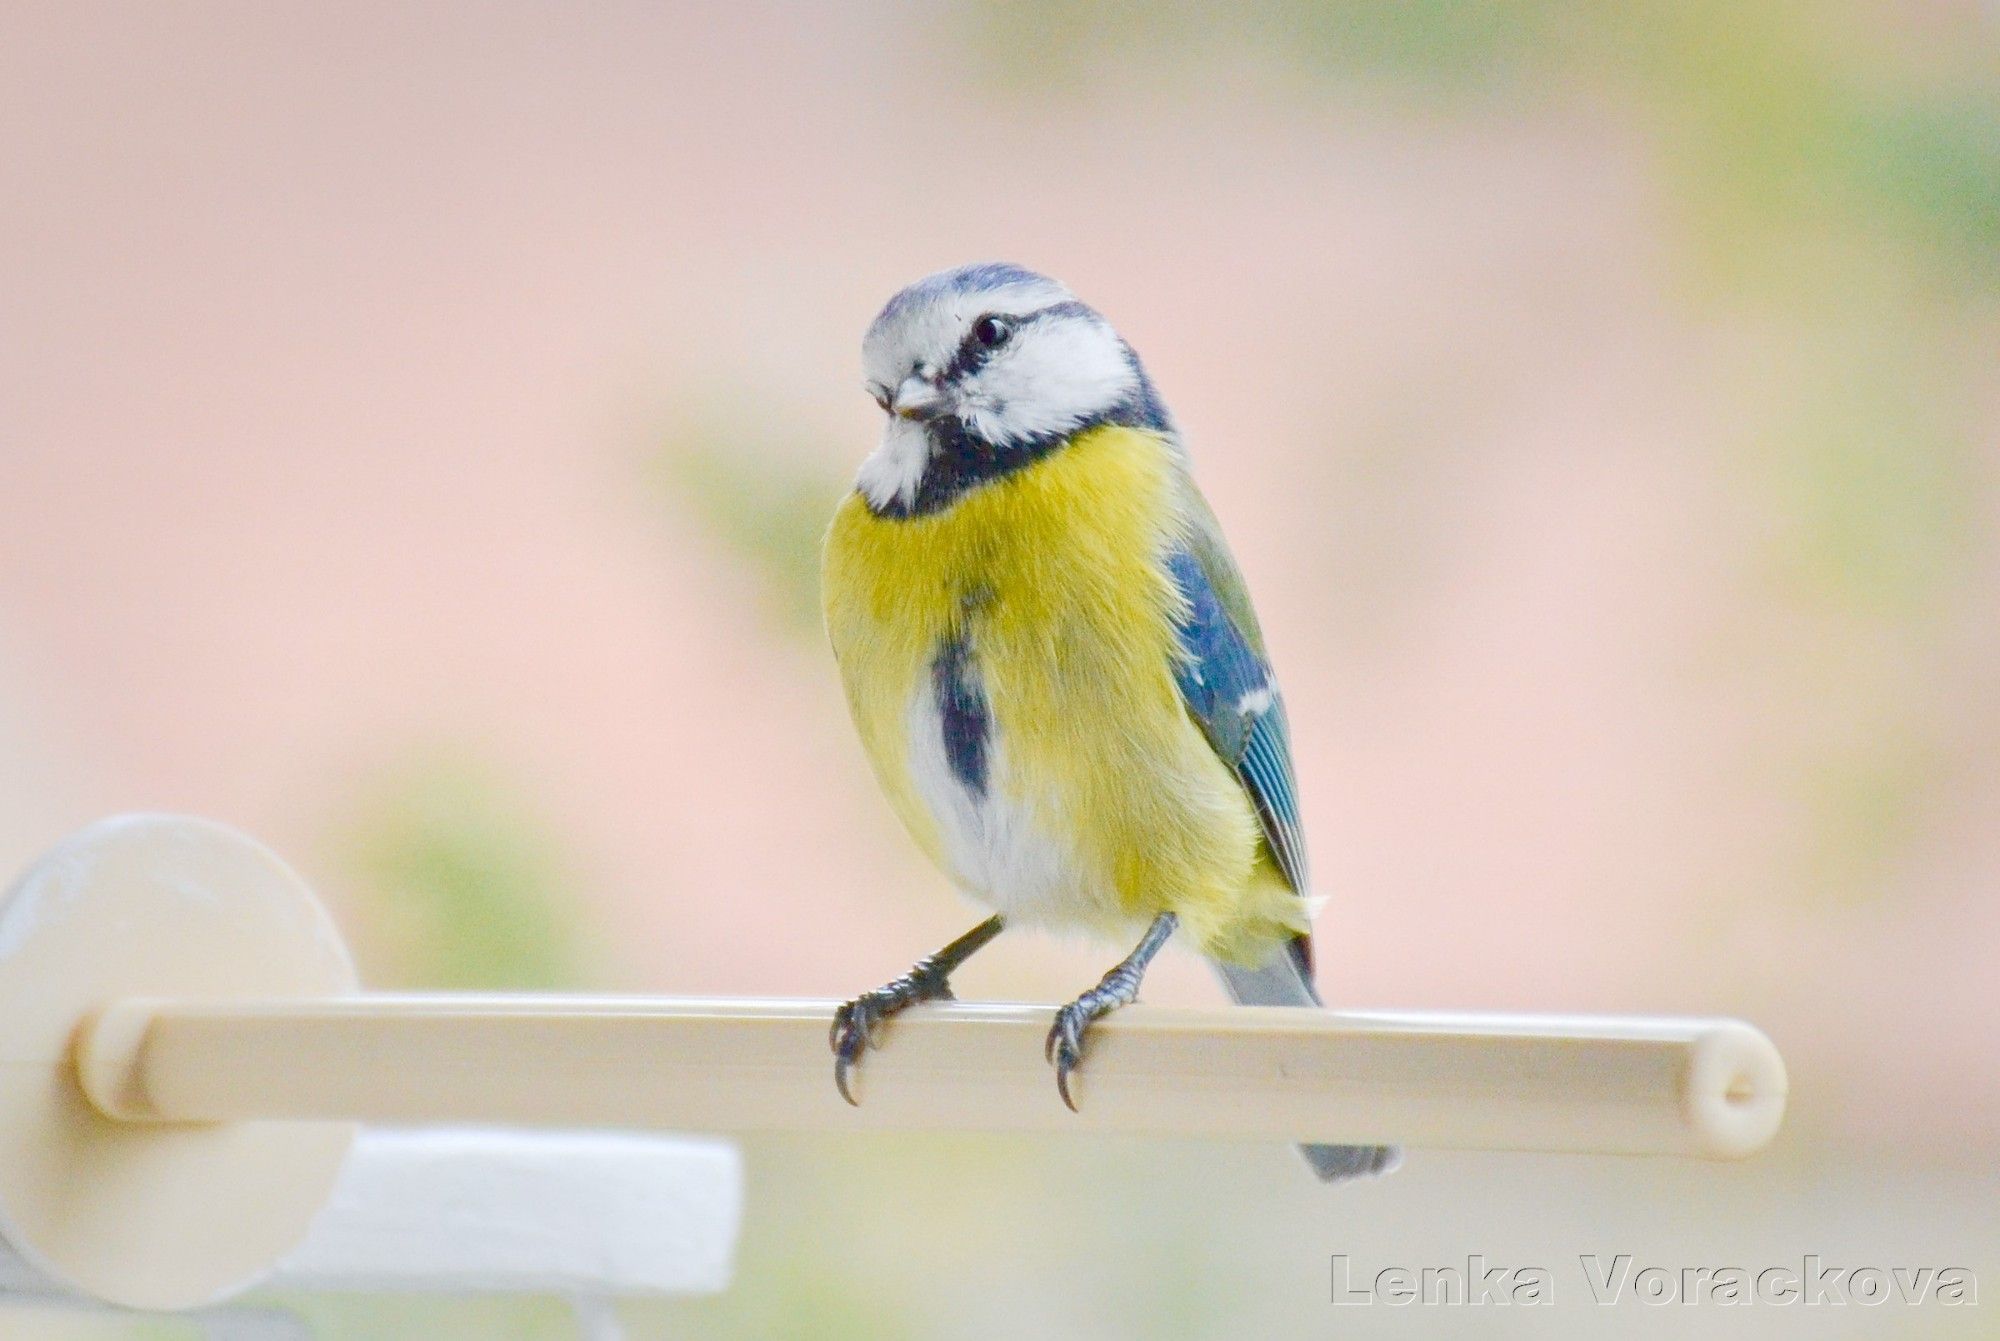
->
819;261;1398;1182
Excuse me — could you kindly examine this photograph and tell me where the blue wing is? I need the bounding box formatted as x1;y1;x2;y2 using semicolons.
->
1164;545;1311;899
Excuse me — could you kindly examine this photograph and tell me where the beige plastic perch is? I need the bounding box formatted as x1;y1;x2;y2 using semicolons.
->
0;814;1788;1311
80;996;1783;1157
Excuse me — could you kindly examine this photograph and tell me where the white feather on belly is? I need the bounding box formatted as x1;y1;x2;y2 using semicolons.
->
902;686;1094;928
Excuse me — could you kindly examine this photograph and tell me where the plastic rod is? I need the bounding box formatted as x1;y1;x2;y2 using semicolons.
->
77;996;1786;1158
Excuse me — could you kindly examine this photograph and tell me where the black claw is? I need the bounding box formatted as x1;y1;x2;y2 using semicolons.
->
831;999;875;1106
1052;1034;1081;1112
1045;1003;1094;1112
830;965;951;1106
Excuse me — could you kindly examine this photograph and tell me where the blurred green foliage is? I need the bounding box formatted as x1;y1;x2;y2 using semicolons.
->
651;417;848;635
1757;339;1976;617
336;750;585;990
965;1;2000;288
1803;734;1946;902
970;9;1997;295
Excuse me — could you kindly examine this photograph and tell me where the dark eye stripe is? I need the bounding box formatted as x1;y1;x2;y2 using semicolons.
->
938;301;1097;385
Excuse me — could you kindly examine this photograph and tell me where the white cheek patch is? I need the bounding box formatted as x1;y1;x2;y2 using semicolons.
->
854;417;930;511
958;316;1140;446
861;277;1073;395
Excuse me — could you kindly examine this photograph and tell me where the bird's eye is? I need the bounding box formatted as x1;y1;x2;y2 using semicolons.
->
972;314;1012;348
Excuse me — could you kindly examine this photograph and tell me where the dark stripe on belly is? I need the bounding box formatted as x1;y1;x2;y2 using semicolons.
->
931;632;989;796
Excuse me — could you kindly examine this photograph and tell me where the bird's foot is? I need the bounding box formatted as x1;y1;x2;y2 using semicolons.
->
829;916;1006;1106
1045;965;1145;1113
830;958;956;1106
1045;911;1177;1112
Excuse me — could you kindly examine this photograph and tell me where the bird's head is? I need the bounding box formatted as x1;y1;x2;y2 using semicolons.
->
855;262;1167;515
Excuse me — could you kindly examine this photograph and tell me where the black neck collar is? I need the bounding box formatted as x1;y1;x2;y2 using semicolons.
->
865;374;1172;520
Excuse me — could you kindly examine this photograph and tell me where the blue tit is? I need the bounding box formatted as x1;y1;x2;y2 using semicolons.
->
821;262;1398;1182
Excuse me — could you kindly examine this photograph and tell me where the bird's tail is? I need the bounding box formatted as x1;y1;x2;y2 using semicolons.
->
1213;946;1402;1184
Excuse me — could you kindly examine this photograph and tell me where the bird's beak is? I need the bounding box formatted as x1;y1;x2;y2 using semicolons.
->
890;374;948;422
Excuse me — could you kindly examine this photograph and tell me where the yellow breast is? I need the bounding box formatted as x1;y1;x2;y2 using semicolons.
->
822;425;1301;958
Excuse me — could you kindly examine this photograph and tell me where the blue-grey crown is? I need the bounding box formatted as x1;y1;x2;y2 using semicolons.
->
871;261;1061;330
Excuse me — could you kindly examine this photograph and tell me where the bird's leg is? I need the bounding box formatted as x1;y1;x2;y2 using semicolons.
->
831;915;1004;1105
1046;911;1178;1112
